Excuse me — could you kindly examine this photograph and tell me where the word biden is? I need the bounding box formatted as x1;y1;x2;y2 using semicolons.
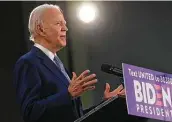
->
134;80;172;107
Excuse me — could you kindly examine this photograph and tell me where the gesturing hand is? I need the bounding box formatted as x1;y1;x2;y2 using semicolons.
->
104;83;125;100
68;70;98;98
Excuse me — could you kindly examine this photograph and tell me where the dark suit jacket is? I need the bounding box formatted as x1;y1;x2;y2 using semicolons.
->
13;46;83;122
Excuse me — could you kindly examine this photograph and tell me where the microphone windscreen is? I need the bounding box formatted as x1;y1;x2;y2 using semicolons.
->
101;64;113;74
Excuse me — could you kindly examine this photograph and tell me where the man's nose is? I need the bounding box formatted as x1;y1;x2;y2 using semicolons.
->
65;25;68;31
62;24;68;31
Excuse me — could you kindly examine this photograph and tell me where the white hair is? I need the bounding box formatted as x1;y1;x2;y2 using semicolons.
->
28;4;61;42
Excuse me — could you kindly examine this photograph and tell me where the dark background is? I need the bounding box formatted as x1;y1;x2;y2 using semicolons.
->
1;1;172;122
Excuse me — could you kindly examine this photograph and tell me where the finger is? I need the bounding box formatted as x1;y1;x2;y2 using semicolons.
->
77;70;90;80
80;70;89;79
83;86;96;92
118;84;124;89
104;83;110;93
116;84;124;92
82;79;98;88
118;89;125;95
111;85;123;94
72;72;77;81
118;89;126;98
79;73;96;84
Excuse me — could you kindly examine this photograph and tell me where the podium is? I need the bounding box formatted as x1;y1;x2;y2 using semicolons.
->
74;96;163;122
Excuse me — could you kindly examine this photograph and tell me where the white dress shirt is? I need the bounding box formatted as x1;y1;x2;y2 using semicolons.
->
34;43;56;64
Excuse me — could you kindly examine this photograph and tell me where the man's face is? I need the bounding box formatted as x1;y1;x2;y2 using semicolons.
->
41;8;68;49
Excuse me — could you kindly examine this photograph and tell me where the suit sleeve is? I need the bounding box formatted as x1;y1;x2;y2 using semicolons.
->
13;59;73;121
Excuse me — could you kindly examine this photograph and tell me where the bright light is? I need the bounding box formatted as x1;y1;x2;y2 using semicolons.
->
78;3;97;23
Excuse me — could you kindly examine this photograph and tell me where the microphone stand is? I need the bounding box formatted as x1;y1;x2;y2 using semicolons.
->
74;96;119;122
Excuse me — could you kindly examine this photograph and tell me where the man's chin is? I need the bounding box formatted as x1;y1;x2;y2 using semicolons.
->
58;41;66;49
61;41;66;47
61;40;67;46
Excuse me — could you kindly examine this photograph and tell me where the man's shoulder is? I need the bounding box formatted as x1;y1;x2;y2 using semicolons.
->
15;50;38;66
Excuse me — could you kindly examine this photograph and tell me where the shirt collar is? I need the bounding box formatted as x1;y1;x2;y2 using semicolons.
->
34;43;55;61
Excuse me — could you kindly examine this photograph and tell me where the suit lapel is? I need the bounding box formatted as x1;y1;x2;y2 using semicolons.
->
31;46;70;87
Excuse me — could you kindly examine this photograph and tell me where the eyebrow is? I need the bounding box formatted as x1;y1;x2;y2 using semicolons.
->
55;20;66;24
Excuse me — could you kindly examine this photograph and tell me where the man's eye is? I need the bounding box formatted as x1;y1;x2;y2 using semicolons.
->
55;22;66;26
55;22;60;25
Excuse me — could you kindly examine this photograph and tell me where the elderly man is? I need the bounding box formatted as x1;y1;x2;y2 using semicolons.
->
13;4;125;122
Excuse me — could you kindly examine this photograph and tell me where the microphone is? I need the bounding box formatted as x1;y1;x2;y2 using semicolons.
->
101;64;125;87
101;64;123;78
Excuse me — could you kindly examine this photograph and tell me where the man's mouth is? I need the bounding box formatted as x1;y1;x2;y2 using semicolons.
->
60;35;66;40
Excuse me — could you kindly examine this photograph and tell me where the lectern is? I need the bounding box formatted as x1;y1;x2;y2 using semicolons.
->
74;96;163;122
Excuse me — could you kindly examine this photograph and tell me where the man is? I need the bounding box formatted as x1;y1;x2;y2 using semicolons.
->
13;4;125;122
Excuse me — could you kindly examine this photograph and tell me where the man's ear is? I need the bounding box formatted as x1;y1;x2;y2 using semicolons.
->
35;23;46;37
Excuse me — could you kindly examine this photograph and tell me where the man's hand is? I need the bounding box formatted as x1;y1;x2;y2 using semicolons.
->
104;83;125;100
68;70;98;98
